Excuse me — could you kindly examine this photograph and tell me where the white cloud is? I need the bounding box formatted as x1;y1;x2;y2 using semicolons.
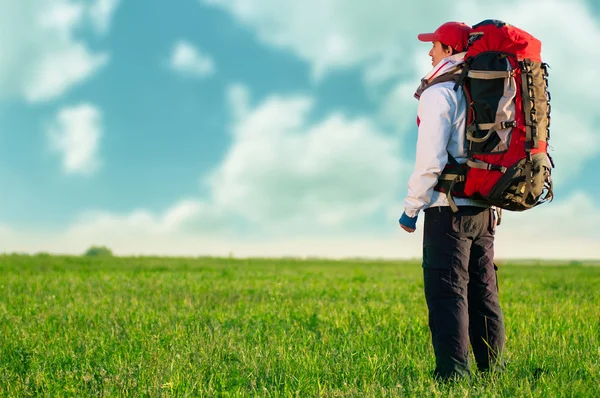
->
170;40;216;78
39;0;82;30
203;84;405;232
47;104;103;175
67;199;229;237
89;0;121;34
26;45;108;103
200;0;440;80
0;0;116;102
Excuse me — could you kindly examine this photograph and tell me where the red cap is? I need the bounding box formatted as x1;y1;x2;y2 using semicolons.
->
417;22;471;53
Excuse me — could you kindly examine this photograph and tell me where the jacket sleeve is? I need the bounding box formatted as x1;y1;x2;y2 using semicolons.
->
403;86;455;218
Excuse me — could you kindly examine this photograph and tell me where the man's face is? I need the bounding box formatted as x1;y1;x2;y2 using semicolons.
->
429;41;452;67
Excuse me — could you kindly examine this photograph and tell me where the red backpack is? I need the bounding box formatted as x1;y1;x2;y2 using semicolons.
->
433;19;554;214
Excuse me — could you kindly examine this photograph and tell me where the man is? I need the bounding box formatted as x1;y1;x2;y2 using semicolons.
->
399;21;506;380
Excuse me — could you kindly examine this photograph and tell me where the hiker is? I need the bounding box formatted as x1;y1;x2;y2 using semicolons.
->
398;21;506;380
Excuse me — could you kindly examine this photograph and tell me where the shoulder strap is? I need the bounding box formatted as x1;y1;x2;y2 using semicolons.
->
429;73;461;86
414;66;463;99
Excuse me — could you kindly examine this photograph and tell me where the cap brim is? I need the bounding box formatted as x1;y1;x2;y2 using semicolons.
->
417;33;437;42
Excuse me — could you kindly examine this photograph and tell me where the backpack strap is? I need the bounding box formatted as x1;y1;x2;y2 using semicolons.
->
414;66;462;99
466;121;517;143
468;70;513;79
467;159;508;173
437;173;465;212
436;153;467;213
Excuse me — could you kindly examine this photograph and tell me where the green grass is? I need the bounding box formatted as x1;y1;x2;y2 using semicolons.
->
0;254;599;397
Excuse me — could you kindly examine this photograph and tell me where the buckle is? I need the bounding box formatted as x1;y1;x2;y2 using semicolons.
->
501;121;517;129
489;164;508;173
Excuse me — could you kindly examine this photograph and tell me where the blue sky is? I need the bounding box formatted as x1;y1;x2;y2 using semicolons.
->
0;0;598;259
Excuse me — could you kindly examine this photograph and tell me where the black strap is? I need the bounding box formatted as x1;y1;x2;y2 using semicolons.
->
453;64;470;91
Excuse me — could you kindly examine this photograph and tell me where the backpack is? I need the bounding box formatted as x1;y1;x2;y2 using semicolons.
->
431;19;554;214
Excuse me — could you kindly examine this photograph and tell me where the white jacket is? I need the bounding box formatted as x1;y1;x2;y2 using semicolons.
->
404;53;487;218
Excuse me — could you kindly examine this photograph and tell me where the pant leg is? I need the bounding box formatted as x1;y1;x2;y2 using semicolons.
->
423;268;470;379
467;208;506;372
422;207;472;379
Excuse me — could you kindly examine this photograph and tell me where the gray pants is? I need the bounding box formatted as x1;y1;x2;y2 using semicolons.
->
422;206;505;380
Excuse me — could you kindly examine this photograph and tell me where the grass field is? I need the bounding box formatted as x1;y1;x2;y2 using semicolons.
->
1;254;599;397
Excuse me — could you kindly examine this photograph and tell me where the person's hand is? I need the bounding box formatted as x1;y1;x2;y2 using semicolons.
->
399;212;418;233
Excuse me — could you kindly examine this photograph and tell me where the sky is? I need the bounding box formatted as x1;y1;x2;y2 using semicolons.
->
0;0;598;260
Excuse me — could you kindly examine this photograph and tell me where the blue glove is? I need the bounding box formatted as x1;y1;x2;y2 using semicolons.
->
399;212;418;229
